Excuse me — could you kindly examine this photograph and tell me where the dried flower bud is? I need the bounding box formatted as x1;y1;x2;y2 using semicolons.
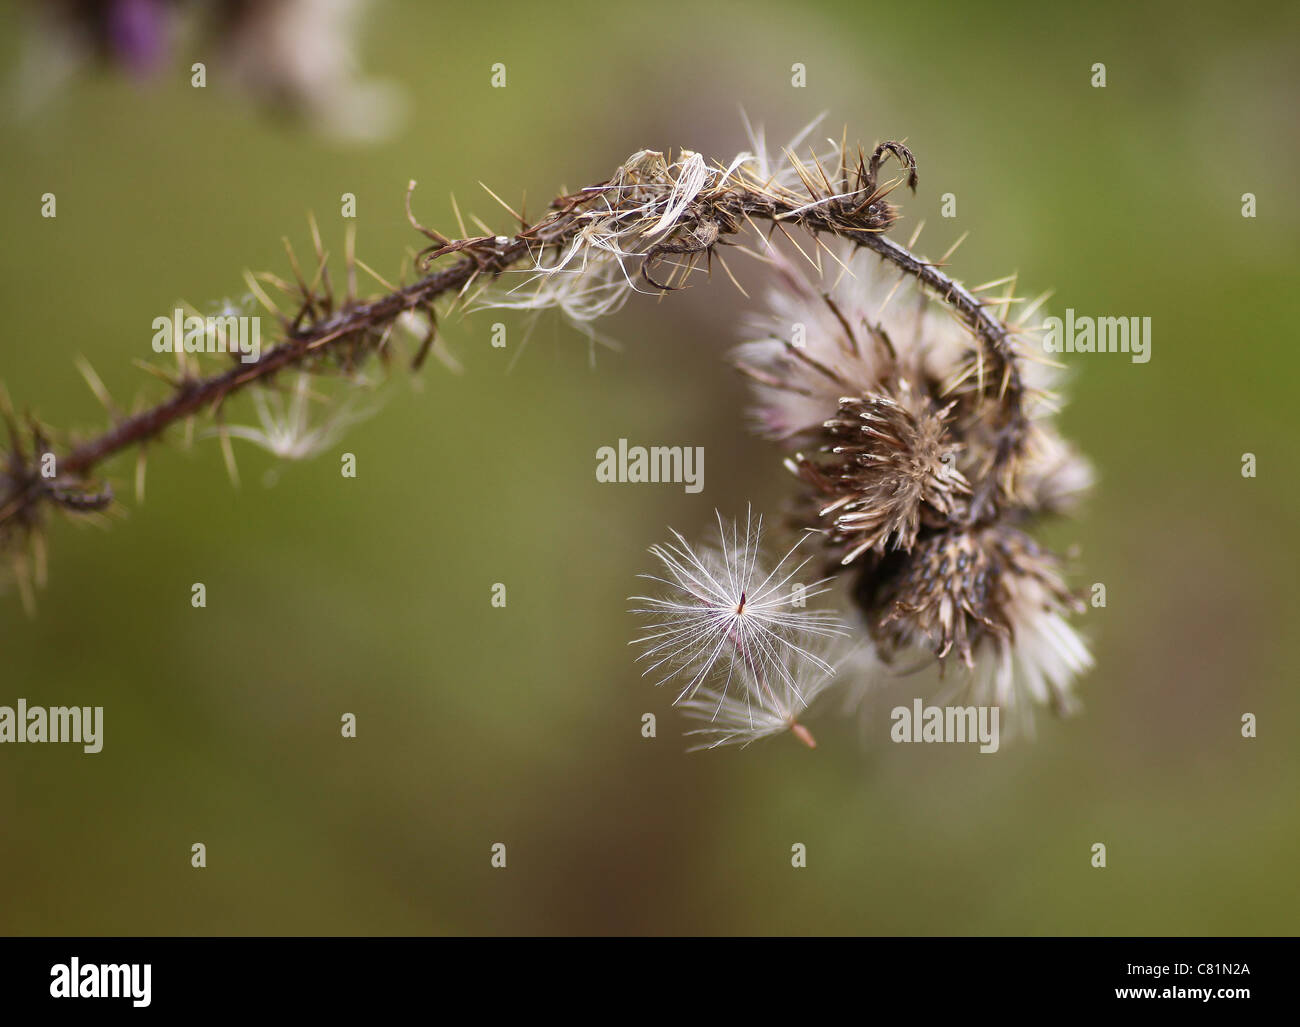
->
790;380;970;565
857;524;1090;727
731;226;1094;740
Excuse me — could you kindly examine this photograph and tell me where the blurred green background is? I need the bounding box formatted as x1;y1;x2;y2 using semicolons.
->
1;0;1297;935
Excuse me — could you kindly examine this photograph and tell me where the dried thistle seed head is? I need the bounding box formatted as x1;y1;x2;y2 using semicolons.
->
734;241;1079;513
864;527;1002;666
846;523;1092;739
734;245;980;441
862;525;1084;673
961;564;1093;736
732;261;897;441
790;380;970;565
728;225;1096;736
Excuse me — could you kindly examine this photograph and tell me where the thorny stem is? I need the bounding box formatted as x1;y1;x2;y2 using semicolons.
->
62;254;515;476
0;247;521;530
1;142;1025;546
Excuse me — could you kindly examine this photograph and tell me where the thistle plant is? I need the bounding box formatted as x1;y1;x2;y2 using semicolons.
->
1;117;1093;753
620;121;1093;749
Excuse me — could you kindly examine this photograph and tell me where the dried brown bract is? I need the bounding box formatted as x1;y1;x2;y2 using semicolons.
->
789;381;970;565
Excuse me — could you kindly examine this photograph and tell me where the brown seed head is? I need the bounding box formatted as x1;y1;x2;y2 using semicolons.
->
790;379;970;566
